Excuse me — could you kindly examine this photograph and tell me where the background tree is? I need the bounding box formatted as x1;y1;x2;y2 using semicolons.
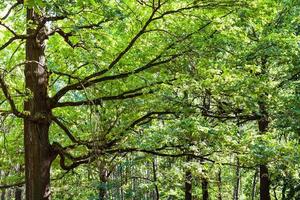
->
1;0;299;200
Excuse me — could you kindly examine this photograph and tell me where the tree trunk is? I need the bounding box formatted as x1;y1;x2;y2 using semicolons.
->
202;178;209;200
97;160;109;200
217;168;222;200
24;8;56;200
258;101;270;200
152;159;159;200
15;187;22;200
1;189;5;200
233;158;240;200
185;170;192;200
201;92;210;200
259;165;270;200
185;156;192;200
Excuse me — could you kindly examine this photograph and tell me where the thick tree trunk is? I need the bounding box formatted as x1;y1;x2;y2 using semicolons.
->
24;9;55;200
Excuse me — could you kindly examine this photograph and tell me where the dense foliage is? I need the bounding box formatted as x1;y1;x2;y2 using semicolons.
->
0;0;299;199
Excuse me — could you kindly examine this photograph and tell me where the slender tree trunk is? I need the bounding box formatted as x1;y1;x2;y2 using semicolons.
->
217;168;222;200
121;165;124;200
202;178;209;200
152;159;159;200
99;168;108;200
185;170;192;200
233;158;240;200
185;156;192;200
259;165;270;200
15;187;22;200
201;91;210;200
1;189;5;200
258;102;270;200
24;8;56;200
251;168;258;200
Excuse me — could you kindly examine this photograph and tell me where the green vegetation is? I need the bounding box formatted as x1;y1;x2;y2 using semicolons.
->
0;0;299;199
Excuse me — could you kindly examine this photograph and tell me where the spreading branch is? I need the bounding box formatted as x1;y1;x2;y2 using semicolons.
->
0;35;27;51
52;117;80;144
53;79;173;108
52;142;95;170
50;5;162;103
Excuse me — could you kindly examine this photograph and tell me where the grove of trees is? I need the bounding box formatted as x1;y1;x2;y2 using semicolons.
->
0;0;299;199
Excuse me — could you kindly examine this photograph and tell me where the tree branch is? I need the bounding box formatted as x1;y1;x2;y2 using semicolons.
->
52;142;95;170
53;80;172;108
0;35;27;51
50;5;162;103
52;116;80;144
0;181;25;189
0;1;23;21
0;74;25;118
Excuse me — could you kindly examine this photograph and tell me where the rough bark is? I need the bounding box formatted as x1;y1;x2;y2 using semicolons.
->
24;8;56;200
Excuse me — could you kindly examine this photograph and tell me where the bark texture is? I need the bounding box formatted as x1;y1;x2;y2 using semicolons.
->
24;8;56;200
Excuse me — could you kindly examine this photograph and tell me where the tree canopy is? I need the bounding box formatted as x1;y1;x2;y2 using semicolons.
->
0;0;299;200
